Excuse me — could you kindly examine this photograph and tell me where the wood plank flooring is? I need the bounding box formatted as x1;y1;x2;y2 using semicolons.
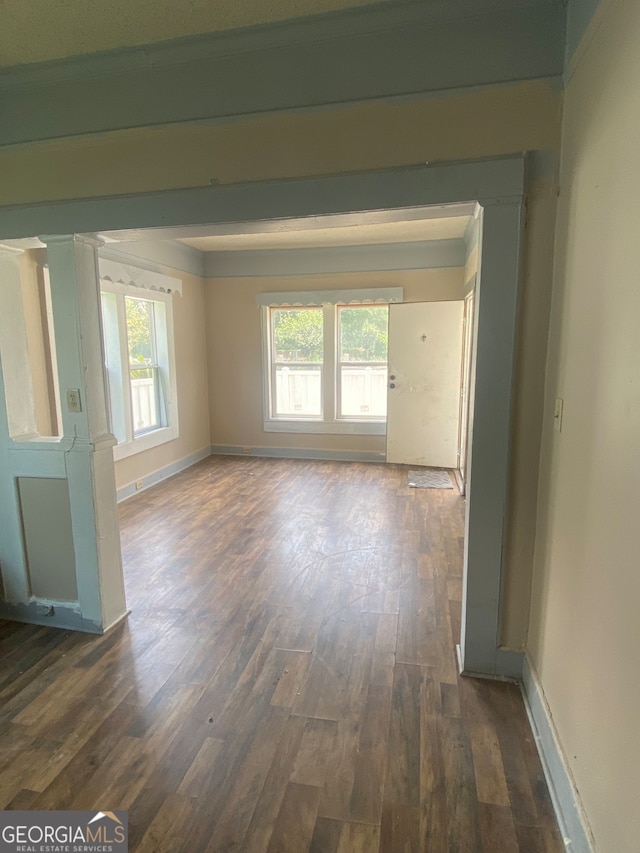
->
0;457;563;852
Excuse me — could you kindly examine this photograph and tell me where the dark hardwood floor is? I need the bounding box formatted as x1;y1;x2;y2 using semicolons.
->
0;456;563;852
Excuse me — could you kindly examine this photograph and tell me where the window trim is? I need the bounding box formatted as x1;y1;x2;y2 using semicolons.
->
99;279;179;461
260;288;401;435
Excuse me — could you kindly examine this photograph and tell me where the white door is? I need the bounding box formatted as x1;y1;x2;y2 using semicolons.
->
386;300;464;467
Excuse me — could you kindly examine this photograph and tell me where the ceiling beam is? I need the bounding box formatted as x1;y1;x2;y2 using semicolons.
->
0;0;565;148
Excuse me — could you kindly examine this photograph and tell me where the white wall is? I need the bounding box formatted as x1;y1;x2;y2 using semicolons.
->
528;1;640;850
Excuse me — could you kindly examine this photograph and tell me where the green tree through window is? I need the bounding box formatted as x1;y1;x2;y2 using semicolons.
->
267;301;389;423
272;308;323;361
339;306;388;362
125;297;154;364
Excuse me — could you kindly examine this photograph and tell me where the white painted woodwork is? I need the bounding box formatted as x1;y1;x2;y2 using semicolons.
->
0;235;127;630
44;235;112;443
386;300;464;468
0;246;38;439
460;200;524;676
0;1;564;152
37;235;126;630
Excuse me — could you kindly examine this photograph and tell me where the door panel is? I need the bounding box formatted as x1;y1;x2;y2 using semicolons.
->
386;300;464;467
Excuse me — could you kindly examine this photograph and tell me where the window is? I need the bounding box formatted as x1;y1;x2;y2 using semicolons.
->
100;280;178;460
126;296;163;436
260;288;401;435
337;305;388;419
271;307;323;418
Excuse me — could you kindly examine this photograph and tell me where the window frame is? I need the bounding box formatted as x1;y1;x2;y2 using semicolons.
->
269;305;325;420
261;289;401;435
100;279;179;460
126;294;163;437
336;304;389;421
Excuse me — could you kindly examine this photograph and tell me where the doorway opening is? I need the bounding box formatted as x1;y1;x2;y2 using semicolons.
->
0;156;525;678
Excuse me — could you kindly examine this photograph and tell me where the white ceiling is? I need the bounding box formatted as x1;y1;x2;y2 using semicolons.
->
0;0;394;68
179;215;471;252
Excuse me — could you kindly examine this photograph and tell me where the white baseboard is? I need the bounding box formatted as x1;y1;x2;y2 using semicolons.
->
521;653;596;853
0;599;102;633
116;446;212;502
456;644;523;681
209;444;386;463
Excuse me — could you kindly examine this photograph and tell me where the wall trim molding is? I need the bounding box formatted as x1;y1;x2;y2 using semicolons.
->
98;254;183;295
255;286;403;307
116;446;211;502
204;239;465;278
457;645;523;681
100;241;204;280
464;211;481;262
210;444;386;463
0;158;525;241
521;654;596;853
0;0;563;90
99;237;466;282
0;0;565;148
0;599;102;633
495;647;524;679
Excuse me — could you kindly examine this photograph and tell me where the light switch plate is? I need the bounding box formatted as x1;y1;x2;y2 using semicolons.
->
554;397;564;432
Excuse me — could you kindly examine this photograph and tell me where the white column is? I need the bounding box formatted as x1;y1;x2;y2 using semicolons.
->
0;245;38;439
43;234;127;631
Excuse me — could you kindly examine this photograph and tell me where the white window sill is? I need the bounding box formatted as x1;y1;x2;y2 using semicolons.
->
112;425;178;461
264;419;386;436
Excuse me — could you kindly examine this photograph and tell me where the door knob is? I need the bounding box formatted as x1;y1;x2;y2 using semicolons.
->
389;382;396;389
389;375;396;380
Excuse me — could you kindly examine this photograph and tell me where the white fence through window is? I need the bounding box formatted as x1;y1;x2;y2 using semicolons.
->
131;371;161;434
275;365;387;418
340;365;387;417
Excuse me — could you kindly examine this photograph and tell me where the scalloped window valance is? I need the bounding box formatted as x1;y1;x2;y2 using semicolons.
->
255;287;403;308
98;257;182;296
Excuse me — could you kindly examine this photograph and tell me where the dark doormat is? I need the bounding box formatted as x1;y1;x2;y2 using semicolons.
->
408;468;453;489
